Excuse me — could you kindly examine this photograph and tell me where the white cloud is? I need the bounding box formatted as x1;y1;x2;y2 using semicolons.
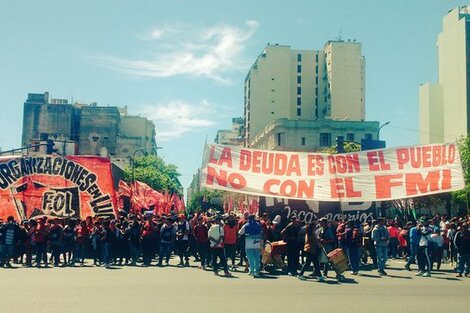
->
104;20;259;84
141;100;215;141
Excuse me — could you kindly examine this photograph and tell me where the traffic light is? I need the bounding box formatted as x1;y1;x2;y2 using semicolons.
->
46;139;54;154
336;136;345;153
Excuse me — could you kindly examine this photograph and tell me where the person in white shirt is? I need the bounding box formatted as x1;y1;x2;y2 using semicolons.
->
208;216;230;276
431;227;444;270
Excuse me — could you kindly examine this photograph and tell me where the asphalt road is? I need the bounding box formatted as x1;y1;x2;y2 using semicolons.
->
0;259;469;313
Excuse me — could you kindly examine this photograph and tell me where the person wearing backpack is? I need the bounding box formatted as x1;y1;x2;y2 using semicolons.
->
158;216;176;266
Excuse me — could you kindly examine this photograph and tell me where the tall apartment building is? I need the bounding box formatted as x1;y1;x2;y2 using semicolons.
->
420;6;470;144
22;92;156;162
244;41;374;150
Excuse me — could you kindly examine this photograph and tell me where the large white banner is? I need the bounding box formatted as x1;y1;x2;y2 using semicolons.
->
200;143;465;202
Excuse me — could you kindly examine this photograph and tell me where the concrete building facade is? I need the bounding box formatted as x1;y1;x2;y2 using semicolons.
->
244;41;365;145
214;117;244;146
420;6;470;143
249;118;379;151
22;92;157;161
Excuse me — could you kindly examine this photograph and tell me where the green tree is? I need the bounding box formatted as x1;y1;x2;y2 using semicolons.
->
187;188;224;214
451;136;470;215
124;155;182;195
318;141;362;154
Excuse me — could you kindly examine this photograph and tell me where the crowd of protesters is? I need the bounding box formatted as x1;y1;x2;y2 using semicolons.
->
0;210;469;280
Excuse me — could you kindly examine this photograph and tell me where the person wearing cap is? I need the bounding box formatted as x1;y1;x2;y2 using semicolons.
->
208;216;230;276
175;213;190;267
431;226;444;270
372;217;389;276
281;215;301;276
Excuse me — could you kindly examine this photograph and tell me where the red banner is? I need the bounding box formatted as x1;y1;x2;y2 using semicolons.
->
0;155;117;221
201;143;465;202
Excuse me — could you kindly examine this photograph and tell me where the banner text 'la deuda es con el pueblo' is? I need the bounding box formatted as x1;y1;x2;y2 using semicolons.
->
201;143;465;202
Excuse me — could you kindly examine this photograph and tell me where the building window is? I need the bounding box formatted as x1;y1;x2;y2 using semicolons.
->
346;133;355;141
277;133;282;146
365;133;373;140
297;76;301;84
297;108;301;116
297;97;301;106
297;65;302;73
297;54;302;62
297;87;301;95
320;133;331;147
315;77;318;84
315;53;318;62
301;137;306;146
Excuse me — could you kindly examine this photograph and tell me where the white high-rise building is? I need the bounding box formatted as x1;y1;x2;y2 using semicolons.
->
244;41;365;146
420;6;470;144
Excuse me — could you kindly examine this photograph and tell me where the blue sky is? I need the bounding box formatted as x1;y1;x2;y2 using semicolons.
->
0;0;467;189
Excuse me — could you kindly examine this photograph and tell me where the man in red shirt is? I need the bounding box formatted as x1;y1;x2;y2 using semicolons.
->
224;214;239;270
193;216;209;269
34;218;48;268
72;220;90;266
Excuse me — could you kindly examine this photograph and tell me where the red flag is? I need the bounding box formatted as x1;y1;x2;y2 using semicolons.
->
228;197;234;213
237;198;244;214
118;180;132;197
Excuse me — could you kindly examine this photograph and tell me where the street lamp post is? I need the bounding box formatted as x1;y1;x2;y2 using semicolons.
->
377;121;391;140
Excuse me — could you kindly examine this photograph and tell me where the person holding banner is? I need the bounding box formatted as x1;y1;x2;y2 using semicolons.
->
372;217;389;276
